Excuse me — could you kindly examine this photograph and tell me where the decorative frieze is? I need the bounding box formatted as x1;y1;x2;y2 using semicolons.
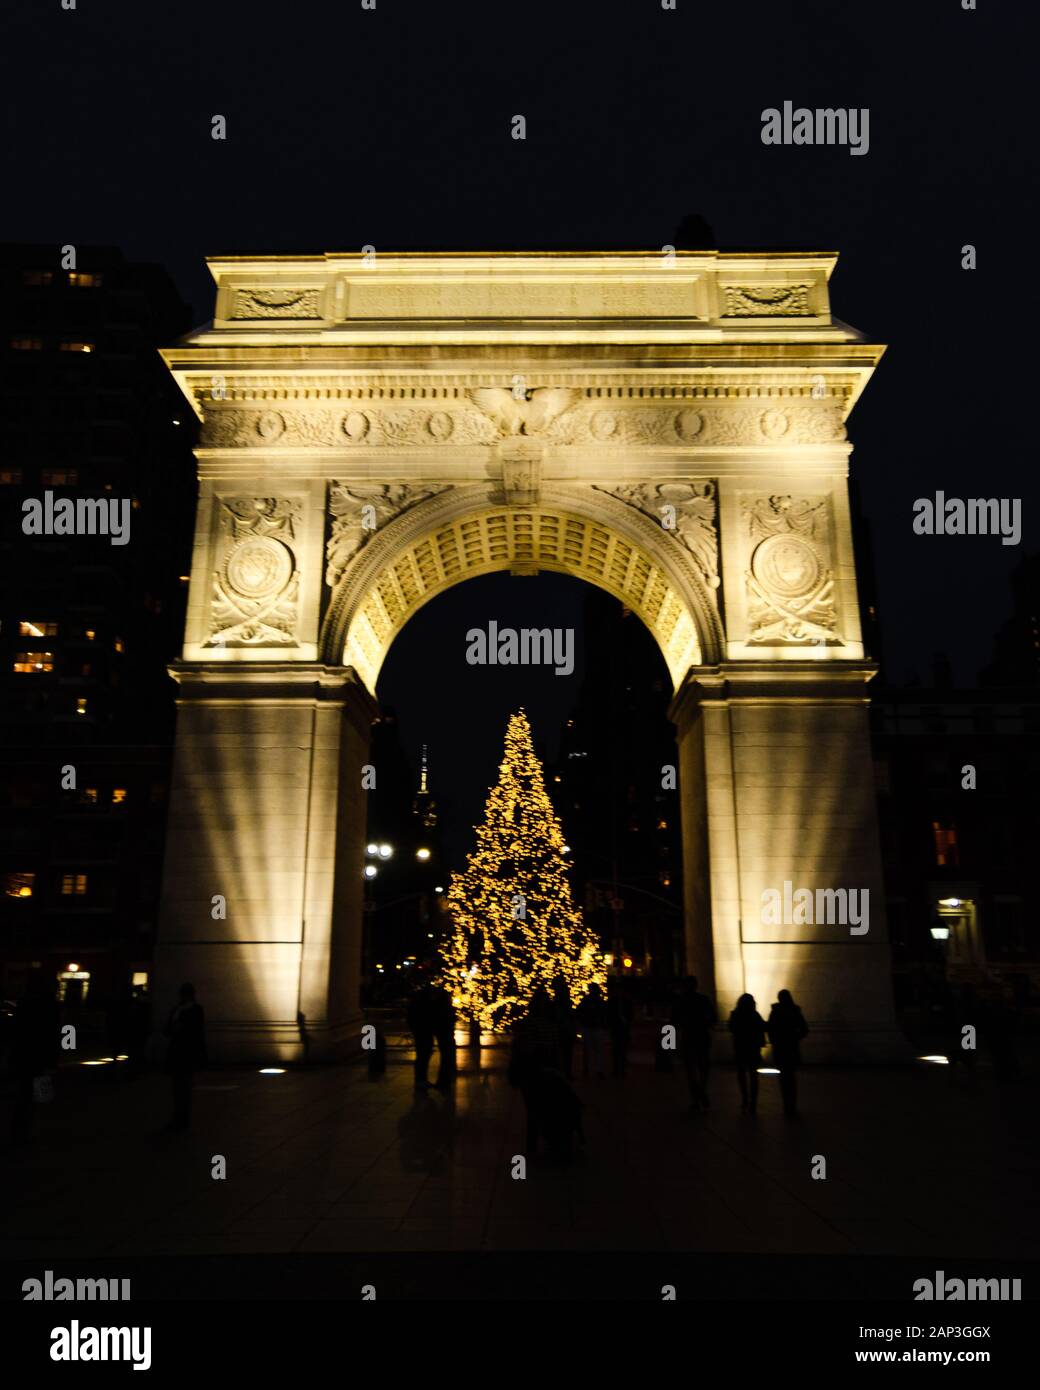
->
200;399;846;450
553;403;845;447
207;497;302;647
202;404;499;449
742;493;837;644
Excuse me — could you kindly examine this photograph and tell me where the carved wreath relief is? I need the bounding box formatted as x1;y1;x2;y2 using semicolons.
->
743;494;837;644
208;498;301;647
719;283;813;317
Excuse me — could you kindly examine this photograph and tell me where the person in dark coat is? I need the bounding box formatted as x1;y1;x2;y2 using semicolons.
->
607;979;634;1079
671;976;716;1110
552;977;576;1079
430;984;456;1090
509;989;582;1161
9;970;60;1145
164;982;207;1129
577;982;610;1079
728;993;767;1113
766;989;808;1117
406;983;437;1089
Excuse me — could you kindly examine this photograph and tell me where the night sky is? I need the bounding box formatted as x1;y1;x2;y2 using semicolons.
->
7;0;1036;828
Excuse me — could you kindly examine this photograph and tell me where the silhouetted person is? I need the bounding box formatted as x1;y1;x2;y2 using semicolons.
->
406;983;437;1089
671;976;716;1110
431;985;456;1090
577;982;610;1079
510;990;582;1161
296;1010;311;1066
552;977;576;1079
728;993;767;1112
607;979;634;1079
164;982;207;1129
9;971;59;1146
767;989;808;1117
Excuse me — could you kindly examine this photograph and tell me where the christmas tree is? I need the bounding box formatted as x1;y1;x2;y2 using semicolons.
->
440;709;605;1031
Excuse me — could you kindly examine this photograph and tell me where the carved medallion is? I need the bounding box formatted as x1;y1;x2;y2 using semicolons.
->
224;536;293;600
743;494;837;644
207;497;301;647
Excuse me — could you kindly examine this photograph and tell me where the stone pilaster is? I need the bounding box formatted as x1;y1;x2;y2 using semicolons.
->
672;662;908;1062
154;663;377;1062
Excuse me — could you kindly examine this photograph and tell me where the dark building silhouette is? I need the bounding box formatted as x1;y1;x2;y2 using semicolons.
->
0;245;196;1020
871;619;1040;1009
981;553;1040;688
361;711;450;1002
547;589;683;979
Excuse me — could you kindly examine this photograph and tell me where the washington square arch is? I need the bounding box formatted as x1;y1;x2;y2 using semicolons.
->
155;249;906;1065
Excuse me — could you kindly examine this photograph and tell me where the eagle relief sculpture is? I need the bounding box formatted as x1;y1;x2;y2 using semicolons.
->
468;387;579;437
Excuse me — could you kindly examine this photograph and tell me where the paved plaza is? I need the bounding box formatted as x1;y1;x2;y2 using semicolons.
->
3;1037;1037;1287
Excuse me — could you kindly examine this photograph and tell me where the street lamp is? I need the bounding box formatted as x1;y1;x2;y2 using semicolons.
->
416;847;431;861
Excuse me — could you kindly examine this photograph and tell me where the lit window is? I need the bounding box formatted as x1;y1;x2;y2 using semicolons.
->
932;821;960;868
0;469;24;485
5;872;35;899
112;788;127;804
41;469;77;486
68;272;103;288
656;818;668;831
79;788;98;805
113;637;124;653
19;620;58;637
13;652;54;673
61;873;88;895
10;337;43;351
84;628;96;640
75;698;88;715
59;341;94;353
23;271;54;287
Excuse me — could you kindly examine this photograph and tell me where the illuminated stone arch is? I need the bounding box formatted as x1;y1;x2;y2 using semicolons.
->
320;484;725;695
154;249;906;1066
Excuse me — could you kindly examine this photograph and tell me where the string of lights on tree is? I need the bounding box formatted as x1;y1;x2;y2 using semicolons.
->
439;709;606;1030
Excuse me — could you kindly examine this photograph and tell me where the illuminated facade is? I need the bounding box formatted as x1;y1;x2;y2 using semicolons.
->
157;250;903;1060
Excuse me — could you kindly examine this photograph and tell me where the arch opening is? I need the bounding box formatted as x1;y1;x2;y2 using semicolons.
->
324;498;718;696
